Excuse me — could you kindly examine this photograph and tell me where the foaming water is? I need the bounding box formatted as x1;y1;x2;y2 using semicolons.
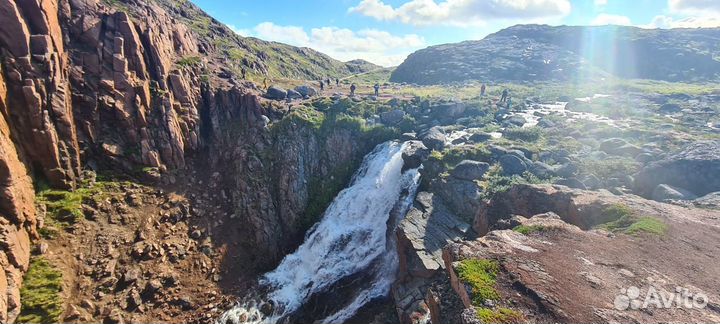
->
218;141;420;324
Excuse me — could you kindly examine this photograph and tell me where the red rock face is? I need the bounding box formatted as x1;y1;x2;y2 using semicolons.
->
0;0;261;321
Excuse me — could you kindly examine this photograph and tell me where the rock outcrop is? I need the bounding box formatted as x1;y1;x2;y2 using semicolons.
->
444;184;720;323
634;141;720;198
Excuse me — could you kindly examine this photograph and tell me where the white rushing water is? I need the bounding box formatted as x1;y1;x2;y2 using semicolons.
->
218;141;420;324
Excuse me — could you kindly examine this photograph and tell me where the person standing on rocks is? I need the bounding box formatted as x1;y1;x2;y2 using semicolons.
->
507;96;512;110
481;83;486;96
320;80;325;91
350;83;357;96
326;78;331;87
241;67;247;80
501;88;509;102
263;78;268;90
374;83;380;97
336;78;340;87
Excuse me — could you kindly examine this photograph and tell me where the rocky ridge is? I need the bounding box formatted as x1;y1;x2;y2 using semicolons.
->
391;24;720;84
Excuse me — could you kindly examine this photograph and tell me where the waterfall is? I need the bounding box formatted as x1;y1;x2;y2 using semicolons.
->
218;141;421;324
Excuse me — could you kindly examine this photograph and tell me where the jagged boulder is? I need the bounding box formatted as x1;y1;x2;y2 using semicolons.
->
380;109;405;125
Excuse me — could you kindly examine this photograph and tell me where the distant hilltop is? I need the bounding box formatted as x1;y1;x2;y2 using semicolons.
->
391;24;720;85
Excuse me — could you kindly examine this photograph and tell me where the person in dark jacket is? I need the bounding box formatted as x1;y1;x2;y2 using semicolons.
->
500;89;509;102
373;83;380;97
481;83;486;96
336;78;340;87
350;83;357;96
320;80;324;91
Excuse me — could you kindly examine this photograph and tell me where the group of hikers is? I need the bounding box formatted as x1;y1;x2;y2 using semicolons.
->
481;83;512;110
318;78;381;97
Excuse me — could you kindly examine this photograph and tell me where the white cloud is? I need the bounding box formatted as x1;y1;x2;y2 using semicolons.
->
233;22;425;67
669;0;720;13
227;24;251;37
643;15;720;28
348;0;572;27
590;14;632;26
594;0;607;7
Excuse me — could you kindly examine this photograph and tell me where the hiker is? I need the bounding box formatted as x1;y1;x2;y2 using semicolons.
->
481;83;486;96
500;89;509;102
373;83;380;97
350;83;357;96
263;78;268;90
241;67;247;79
336;78;340;87
326;78;331;87
507;96;512;110
319;80;324;91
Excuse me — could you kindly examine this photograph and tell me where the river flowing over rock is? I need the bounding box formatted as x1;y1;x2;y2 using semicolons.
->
218;142;420;324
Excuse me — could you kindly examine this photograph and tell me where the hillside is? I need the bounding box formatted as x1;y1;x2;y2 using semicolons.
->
103;0;377;81
391;24;720;84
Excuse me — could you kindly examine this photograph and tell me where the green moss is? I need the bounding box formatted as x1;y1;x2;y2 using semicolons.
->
512;225;547;235
176;55;202;67
479;165;548;200
503;127;543;142
625;217;668;235
598;205;668;236
476;307;523;323
18;257;63;324
440;145;492;168
456;259;501;304
579;157;641;180
36;180;134;236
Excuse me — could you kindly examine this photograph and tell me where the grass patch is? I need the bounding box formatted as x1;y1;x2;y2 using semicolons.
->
476;307;523;323
36;180;133;237
18;257;63;324
479;165;548;200
456;259;501;304
176;55;202;68
503;126;543;142
513;225;547;235
579;157;640;180
598;204;668;236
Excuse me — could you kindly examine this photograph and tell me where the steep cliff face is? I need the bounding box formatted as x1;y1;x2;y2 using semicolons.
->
0;0;383;321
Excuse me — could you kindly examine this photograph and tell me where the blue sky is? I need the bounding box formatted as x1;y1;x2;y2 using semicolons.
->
191;0;720;66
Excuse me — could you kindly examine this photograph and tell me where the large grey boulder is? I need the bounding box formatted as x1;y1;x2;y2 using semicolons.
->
286;89;302;100
634;141;720;198
451;160;490;181
380;110;405;125
419;126;446;151
499;154;528;176
652;184;698;202
294;85;317;97
599;138;642;157
265;86;287;100
402;141;430;172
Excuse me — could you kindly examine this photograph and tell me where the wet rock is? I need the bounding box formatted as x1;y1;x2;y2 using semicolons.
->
451;160;490;181
286;89;302;100
402;141;430;171
652;184;698;202
503;116;527;127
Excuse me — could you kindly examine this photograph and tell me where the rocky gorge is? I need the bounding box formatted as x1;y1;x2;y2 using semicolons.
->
1;0;720;324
